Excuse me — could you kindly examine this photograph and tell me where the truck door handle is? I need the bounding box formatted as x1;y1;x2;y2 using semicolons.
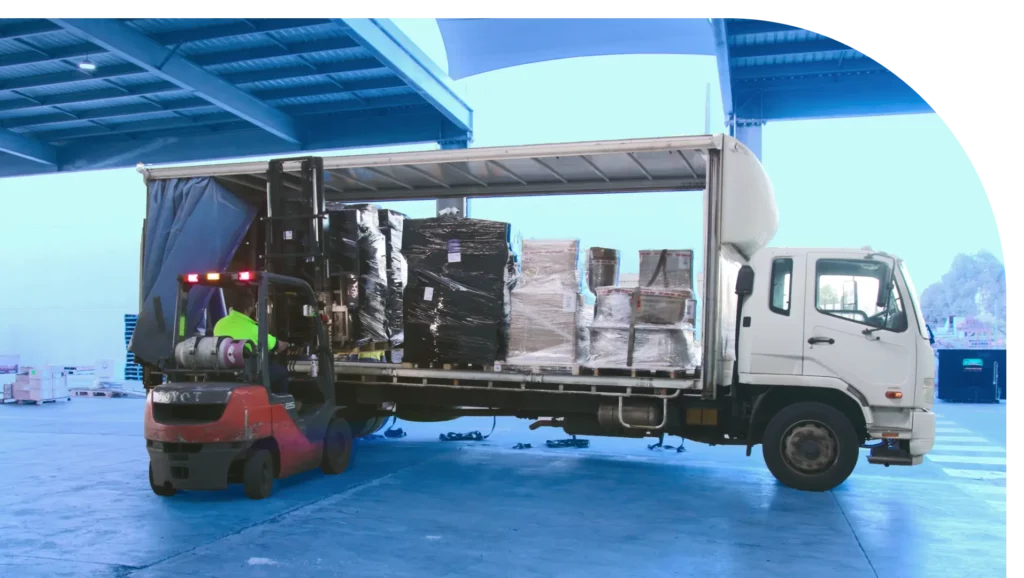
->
808;337;835;345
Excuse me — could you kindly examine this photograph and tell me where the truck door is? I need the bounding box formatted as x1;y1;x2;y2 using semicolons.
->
741;252;806;376
802;253;917;403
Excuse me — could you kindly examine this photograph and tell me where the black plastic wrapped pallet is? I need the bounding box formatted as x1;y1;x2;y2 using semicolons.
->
402;216;516;365
325;203;387;345
379;208;407;346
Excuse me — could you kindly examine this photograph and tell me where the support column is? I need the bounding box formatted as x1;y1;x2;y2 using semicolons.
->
733;121;763;162
437;140;470;217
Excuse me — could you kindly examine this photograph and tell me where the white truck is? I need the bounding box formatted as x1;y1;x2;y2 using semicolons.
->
134;134;936;492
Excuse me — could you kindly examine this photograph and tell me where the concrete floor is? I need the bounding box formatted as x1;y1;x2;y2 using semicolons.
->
0;398;1007;578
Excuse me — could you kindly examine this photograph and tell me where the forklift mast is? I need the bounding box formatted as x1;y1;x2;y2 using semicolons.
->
262;157;337;349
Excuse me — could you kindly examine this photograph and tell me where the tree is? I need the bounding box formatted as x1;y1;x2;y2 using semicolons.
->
819;284;839;308
919;251;1006;333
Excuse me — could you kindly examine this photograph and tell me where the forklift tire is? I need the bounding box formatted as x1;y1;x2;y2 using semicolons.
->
243;449;275;500
149;462;176;497
761;401;859;492
321;418;354;475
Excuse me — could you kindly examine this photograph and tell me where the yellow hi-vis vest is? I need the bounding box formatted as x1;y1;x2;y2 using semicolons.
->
213;309;277;351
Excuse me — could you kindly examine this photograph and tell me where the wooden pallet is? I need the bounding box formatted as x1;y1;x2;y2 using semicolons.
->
70;388;140;398
501;363;581;376
9;397;70;405
335;341;392;356
400;361;498;372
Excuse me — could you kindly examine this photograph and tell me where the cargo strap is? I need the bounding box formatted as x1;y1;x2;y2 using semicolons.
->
545;436;590;449
645;249;671;288
647;432;686;453
438;416;496;442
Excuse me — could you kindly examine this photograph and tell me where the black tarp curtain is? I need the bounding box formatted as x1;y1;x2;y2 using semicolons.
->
128;177;257;365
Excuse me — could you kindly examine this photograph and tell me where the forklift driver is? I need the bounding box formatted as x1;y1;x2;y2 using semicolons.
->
213;290;291;396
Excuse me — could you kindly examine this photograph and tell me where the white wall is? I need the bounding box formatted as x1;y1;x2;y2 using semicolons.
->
0;169;145;373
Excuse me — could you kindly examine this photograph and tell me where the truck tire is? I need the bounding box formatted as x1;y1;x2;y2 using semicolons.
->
243;449;275;500
321;418;354;475
149;462;176;497
762;401;859;492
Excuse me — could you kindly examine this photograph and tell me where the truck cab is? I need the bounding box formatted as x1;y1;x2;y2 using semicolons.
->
739;247;936;474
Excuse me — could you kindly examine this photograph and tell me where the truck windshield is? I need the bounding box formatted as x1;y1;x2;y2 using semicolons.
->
898;260;928;339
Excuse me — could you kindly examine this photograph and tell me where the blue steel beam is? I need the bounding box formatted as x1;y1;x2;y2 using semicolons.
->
731;57;886;80
51;109;466;175
437;140;470;217
725;20;802;36
0;128;57;165
336;19;473;135
709;19;735;130
0;66;397;115
733;78;930;121
734;124;762;161
728;38;851;60
734;70;904;93
50;18;301;144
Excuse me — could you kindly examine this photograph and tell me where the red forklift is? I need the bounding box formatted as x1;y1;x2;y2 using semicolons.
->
145;270;353;499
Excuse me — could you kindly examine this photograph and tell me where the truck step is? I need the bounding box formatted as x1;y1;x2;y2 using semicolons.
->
867;446;923;466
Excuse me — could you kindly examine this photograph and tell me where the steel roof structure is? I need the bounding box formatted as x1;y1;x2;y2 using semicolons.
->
437;18;931;159
0;18;472;179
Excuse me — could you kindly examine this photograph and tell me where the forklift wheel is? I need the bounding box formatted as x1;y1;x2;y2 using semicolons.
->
243;449;275;500
321;418;354;475
149;462;176;497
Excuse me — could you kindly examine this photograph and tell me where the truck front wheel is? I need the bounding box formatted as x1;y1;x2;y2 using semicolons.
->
762;402;859;492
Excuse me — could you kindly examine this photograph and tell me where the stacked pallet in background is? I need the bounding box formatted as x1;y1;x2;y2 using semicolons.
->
585;249;698;372
325;203;388;346
507;239;584;367
402;216;516;366
124;314;142;381
10;366;70;404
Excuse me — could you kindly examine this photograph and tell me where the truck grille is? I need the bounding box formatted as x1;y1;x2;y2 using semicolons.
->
151;402;226;424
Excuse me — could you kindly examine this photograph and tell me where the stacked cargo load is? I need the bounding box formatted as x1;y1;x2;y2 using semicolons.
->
378;209;408;349
402;217;516;366
507;239;585;367
325;203;387;346
585;249;698;372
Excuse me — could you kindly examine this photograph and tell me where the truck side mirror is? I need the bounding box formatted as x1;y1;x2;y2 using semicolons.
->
876;265;892;308
735;266;754;296
927;324;935;345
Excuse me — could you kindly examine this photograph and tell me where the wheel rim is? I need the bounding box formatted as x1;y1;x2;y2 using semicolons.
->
780;420;839;475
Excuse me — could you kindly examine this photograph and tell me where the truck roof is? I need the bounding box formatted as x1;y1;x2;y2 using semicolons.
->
138;133;778;260
139;135;717;201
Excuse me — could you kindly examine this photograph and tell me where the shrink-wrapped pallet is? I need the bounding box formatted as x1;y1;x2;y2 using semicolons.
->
325;203;388;345
507;239;586;366
378;209;408;346
402;217;516;366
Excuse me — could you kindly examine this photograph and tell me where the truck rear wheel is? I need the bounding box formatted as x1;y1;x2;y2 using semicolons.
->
243;449;275;500
762;401;859;492
321;418;354;475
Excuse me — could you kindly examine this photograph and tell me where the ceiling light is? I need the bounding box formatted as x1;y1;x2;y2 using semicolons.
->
78;58;97;72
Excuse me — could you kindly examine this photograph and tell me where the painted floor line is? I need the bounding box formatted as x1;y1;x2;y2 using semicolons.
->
935;436;990;443
935;427;974;434
942;468;1007;480
954;483;1007;496
927;454;1007;466
931;445;1005;453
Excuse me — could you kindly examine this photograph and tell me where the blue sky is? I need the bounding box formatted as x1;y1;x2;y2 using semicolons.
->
0;19;1002;367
